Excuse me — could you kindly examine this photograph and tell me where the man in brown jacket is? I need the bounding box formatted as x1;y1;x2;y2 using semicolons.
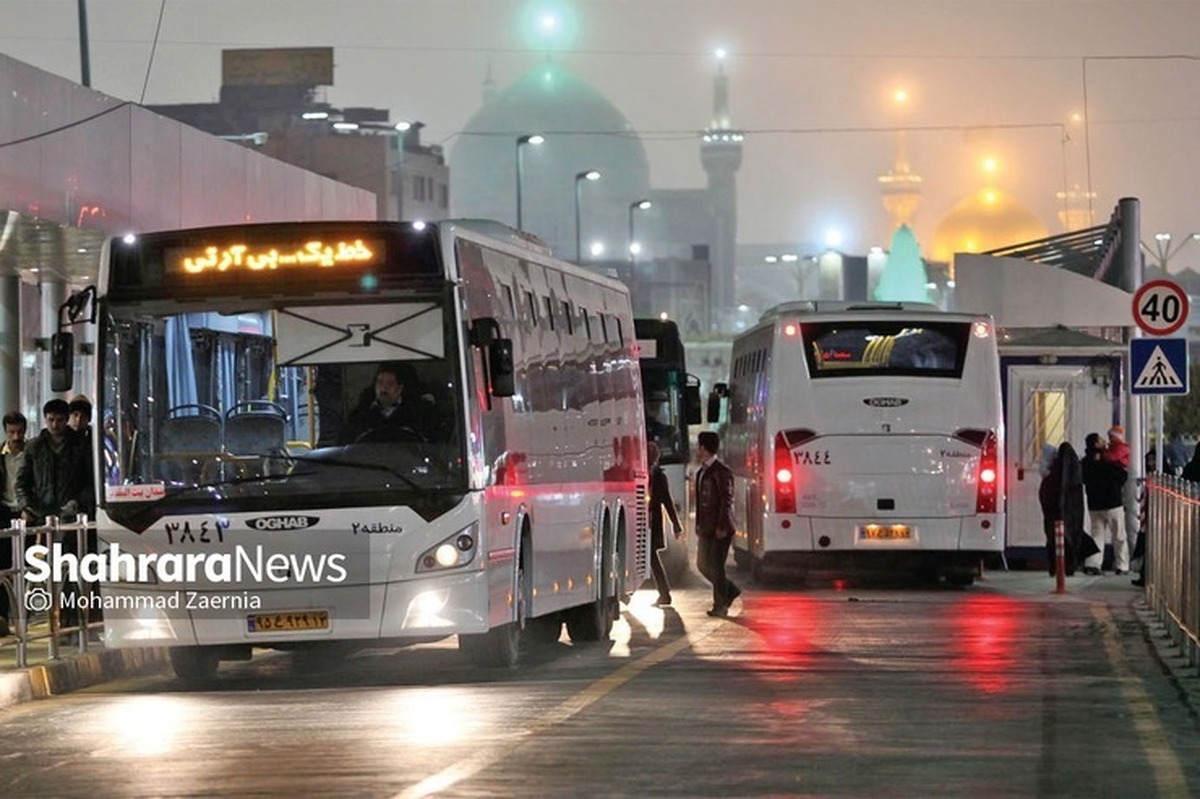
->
694;431;740;617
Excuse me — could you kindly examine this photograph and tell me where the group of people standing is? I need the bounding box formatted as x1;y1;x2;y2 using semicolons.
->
0;396;96;636
1038;426;1134;579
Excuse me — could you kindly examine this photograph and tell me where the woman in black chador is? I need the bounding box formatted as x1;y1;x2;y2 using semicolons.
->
1038;441;1098;575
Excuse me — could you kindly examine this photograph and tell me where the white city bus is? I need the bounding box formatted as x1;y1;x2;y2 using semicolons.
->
714;301;1004;586
70;219;648;679
635;318;701;580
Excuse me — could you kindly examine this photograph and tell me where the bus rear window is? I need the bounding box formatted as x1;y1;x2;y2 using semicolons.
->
801;321;969;378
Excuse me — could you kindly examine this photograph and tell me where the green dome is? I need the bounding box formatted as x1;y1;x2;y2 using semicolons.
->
450;62;651;261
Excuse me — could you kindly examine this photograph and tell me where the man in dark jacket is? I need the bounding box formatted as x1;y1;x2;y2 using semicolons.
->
694;431;740;617
1082;432;1129;575
647;441;683;606
17;399;93;525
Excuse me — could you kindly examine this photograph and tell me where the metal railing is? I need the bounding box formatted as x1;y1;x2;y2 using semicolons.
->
0;516;101;669
1144;476;1200;675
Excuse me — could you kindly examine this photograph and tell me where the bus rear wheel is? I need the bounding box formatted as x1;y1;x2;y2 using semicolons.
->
566;530;615;642
169;646;220;683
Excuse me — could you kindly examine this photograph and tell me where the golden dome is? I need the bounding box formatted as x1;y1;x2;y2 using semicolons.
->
930;188;1049;263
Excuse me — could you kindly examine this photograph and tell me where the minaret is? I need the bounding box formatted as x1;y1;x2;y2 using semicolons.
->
700;50;743;332
877;88;922;232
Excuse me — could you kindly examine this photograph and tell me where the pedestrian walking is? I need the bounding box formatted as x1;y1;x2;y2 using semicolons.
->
647;441;683;606
694;431;740;617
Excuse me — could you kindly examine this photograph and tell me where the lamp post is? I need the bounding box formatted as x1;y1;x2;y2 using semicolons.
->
628;199;652;266
1140;232;1200;273
574;170;601;263
515;134;544;230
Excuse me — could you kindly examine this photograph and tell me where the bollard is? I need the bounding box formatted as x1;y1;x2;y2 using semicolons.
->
1054;519;1067;594
11;517;28;669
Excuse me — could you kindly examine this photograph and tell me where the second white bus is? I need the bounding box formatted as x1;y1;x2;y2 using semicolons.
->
714;301;1004;586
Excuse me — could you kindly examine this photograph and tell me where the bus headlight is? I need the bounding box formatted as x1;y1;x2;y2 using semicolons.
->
416;524;478;573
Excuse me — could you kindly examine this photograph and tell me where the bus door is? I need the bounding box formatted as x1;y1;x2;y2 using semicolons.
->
1004;363;1115;553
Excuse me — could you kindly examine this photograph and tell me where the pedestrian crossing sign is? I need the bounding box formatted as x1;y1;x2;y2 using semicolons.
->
1130;337;1189;395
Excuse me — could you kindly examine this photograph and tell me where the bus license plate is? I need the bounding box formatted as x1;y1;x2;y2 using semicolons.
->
859;524;912;541
247;610;329;633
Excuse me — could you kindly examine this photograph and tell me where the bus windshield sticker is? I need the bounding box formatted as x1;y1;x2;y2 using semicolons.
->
275;303;443;365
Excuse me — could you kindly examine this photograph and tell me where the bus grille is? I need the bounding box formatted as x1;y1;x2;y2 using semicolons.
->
634;484;649;579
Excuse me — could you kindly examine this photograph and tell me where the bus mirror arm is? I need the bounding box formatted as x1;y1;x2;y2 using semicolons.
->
49;285;96;393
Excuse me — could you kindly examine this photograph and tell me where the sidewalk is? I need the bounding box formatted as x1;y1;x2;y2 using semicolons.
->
0;620;169;710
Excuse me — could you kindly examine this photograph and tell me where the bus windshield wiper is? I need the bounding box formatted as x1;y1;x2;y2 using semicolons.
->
284;453;425;492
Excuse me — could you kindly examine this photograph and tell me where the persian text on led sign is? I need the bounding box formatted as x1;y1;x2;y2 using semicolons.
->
178;240;377;274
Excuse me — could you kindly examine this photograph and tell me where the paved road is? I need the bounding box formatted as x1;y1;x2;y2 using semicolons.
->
0;571;1196;797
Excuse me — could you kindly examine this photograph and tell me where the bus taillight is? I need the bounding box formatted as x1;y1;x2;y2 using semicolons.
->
975;431;999;514
774;431;796;513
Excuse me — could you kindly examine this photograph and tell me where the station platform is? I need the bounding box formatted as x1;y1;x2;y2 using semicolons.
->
0;620;168;710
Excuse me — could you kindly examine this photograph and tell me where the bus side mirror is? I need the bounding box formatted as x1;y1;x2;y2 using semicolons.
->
50;332;75;392
707;382;728;424
488;338;515;397
684;382;702;425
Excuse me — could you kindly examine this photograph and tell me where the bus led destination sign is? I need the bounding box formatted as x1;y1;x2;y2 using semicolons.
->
175;239;380;275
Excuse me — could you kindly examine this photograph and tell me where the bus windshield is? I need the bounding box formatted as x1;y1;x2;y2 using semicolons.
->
99;297;467;516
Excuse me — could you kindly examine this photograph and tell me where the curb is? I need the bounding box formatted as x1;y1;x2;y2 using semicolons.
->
1133;600;1200;717
0;647;170;711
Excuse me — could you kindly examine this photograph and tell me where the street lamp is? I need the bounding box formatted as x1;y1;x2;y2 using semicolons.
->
1140;232;1200;272
628;199;652;265
574;169;601;263
515;134;544;230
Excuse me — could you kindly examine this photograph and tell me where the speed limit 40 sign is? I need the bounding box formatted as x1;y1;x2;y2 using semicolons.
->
1132;279;1190;336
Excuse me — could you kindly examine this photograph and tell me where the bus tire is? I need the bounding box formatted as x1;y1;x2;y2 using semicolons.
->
460;532;530;668
169;646;220;683
566;523;615;642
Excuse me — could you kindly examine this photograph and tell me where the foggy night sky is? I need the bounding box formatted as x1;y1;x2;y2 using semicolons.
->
2;0;1199;265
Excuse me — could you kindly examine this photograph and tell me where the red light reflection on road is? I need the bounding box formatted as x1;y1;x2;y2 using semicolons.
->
950;594;1024;695
742;594;824;678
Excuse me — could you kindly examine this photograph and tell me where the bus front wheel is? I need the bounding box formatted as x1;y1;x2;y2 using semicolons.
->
169;646;220;683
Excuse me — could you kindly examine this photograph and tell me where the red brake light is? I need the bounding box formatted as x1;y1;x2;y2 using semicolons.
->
774;432;797;513
974;431;999;513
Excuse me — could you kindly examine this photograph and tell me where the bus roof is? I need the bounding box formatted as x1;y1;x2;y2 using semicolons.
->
759;300;941;322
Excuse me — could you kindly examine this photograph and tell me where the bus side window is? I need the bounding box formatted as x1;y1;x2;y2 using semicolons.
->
561;300;573;335
502;284;516;319
525;290;538;327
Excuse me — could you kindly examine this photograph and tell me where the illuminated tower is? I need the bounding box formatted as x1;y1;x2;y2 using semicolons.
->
878;88;922;231
700;50;743;330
